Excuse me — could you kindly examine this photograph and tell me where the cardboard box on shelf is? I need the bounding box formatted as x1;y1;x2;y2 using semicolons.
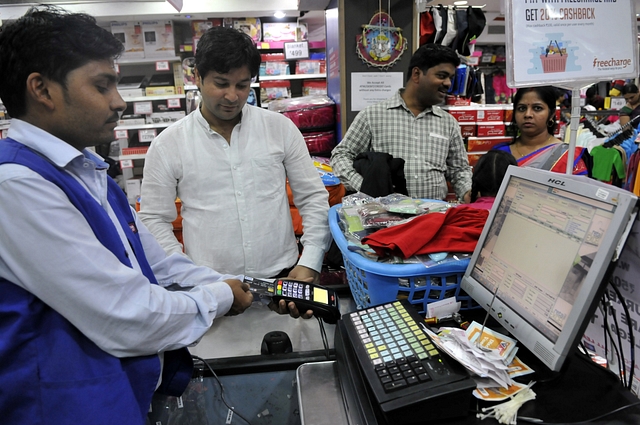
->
263;22;304;42
476;106;505;122
459;122;476;138
141;20;175;58
467;136;511;152
476;122;506;137
145;111;185;124
233;18;261;43
445;107;477;123
172;62;185;94
145;86;176;96
111;21;144;59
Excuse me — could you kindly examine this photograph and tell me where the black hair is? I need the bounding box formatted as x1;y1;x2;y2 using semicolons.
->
622;83;639;95
471;150;518;202
585;84;598;99
406;43;460;82
195;26;261;79
0;5;123;118
510;86;558;142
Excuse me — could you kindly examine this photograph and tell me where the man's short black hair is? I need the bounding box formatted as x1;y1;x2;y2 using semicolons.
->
406;44;460;82
195;26;261;79
0;5;123;118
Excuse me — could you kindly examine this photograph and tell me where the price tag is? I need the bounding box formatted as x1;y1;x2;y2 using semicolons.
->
609;97;626;110
139;129;157;143
115;129;129;139
283;41;309;60
134;101;153;115
167;98;181;108
155;61;170;72
120;159;134;169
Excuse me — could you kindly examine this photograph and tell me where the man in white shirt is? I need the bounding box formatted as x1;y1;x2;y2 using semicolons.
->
139;27;332;313
0;7;254;424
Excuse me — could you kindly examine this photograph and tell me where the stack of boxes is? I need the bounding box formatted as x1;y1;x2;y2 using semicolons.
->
111;21;182;96
444;104;513;167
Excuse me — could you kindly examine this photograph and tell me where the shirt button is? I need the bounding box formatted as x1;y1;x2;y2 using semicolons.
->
237;191;242;196
414;155;418;159
414;175;418;179
233;166;237;170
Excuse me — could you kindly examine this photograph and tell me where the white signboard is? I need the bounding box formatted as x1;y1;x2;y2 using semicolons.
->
284;41;309;60
351;72;404;112
506;0;638;87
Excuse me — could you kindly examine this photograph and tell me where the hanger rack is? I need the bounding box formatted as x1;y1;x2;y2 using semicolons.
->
603;115;640;148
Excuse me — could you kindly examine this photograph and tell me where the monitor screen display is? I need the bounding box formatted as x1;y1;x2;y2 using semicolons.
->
462;166;637;371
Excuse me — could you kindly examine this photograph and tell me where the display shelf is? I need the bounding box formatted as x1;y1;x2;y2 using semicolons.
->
118;153;147;161
259;73;326;82
256;41;326;50
119;93;185;102
115;56;181;65
114;122;173;131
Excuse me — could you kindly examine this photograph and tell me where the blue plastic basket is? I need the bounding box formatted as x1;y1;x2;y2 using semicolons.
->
329;205;479;315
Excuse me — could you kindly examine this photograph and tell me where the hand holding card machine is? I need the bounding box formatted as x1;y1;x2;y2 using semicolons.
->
244;276;341;324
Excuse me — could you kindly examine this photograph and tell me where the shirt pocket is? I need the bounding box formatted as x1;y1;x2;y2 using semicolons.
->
251;156;286;199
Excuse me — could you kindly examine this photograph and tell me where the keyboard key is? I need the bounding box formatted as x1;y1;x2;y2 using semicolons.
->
384;380;408;391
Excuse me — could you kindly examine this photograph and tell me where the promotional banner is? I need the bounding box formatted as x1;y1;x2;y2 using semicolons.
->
505;0;638;87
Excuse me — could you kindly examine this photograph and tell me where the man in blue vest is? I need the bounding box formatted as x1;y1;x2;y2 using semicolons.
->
0;6;254;424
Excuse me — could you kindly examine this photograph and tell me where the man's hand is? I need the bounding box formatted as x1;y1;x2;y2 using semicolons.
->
287;265;320;284
268;265;319;319
224;279;253;316
269;299;314;319
461;190;472;204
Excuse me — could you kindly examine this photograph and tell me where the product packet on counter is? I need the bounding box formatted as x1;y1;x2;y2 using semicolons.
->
473;381;532;401
466;321;519;366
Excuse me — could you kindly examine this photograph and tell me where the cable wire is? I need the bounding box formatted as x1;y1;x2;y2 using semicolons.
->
316;316;331;359
191;355;253;425
609;279;635;390
602;292;625;384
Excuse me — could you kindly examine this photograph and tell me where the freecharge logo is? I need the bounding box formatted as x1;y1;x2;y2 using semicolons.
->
592;57;632;70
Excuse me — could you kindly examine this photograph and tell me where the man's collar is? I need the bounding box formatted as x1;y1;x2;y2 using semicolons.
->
391;89;444;117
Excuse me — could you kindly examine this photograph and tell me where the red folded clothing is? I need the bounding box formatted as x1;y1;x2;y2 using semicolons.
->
361;206;489;258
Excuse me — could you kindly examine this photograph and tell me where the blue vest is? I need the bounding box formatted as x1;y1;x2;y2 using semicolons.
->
0;138;192;425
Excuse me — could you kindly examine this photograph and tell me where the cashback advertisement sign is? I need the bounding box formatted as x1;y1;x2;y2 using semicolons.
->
506;0;638;87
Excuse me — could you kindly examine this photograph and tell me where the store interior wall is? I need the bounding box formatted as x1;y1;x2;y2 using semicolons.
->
341;0;414;127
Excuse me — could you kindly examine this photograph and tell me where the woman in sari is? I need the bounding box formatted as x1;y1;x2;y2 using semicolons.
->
492;86;588;175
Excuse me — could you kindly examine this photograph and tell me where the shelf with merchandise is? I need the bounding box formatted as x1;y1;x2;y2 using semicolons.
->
114;122;174;131
119;93;186;102
259;73;326;82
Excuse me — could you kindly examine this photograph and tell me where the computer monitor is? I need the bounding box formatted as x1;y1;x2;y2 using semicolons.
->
461;166;637;372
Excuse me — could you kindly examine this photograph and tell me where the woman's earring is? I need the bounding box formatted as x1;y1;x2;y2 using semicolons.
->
548;119;555;126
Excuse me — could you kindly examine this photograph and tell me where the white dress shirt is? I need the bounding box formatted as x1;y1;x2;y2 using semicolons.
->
139;104;331;277
0;119;238;358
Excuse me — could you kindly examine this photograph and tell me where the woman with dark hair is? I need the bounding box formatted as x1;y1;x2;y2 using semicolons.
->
492;86;588;175
619;83;640;127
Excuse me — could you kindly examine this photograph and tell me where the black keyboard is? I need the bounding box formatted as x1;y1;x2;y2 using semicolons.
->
340;299;475;417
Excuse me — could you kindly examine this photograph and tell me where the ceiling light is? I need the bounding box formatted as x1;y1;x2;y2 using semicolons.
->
454;1;468;5
274;11;286;19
